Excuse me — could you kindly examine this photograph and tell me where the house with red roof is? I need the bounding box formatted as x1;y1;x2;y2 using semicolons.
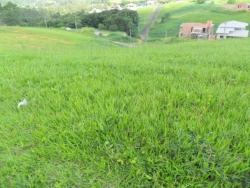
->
179;21;214;39
235;3;250;11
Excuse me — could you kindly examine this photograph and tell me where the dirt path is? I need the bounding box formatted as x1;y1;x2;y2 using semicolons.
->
140;5;162;41
111;41;137;48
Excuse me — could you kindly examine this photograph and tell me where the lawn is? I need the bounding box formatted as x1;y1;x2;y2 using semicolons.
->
0;27;249;187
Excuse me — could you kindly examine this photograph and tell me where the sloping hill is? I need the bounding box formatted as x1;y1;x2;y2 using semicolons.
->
138;6;156;33
0;27;249;187
140;5;162;41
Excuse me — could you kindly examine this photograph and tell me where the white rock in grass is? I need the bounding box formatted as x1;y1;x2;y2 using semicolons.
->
18;99;28;108
95;30;102;37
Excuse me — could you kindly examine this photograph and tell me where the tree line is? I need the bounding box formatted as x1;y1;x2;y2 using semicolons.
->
0;2;139;37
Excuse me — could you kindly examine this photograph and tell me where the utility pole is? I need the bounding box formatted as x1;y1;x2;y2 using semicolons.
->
129;28;132;42
42;8;48;28
44;16;48;28
74;15;78;30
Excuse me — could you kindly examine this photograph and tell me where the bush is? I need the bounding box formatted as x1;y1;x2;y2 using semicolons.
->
109;24;119;31
98;23;106;30
81;9;139;37
196;0;206;4
227;0;236;4
161;13;171;23
0;2;139;37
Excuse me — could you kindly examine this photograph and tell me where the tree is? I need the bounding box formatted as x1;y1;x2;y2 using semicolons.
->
161;13;170;23
81;9;138;37
227;0;236;4
196;0;207;4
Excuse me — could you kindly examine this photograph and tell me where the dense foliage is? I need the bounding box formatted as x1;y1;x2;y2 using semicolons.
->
0;2;139;37
0;2;44;26
0;0;147;11
81;9;139;37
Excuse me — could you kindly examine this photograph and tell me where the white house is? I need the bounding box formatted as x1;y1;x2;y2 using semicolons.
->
110;4;123;10
65;27;72;31
126;3;138;11
147;0;158;6
89;8;103;14
216;21;249;39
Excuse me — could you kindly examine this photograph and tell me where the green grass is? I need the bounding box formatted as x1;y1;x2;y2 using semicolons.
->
0;26;250;187
147;2;250;40
78;27;137;43
138;6;156;33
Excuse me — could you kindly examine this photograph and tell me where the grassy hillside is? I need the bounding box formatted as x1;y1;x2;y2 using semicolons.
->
138;6;156;33
146;2;250;40
0;27;250;187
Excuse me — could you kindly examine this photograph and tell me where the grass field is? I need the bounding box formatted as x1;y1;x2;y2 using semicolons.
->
147;2;250;40
0;26;250;187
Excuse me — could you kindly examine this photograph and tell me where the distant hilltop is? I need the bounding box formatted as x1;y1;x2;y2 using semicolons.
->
0;0;155;7
0;0;161;12
0;0;89;8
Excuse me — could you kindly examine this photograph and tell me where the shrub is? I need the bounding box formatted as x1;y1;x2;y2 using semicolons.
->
227;0;236;4
196;0;207;4
81;9;139;37
161;13;171;23
109;24;119;31
98;23;106;30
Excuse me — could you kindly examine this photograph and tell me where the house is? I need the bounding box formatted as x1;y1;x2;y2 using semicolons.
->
138;2;147;8
110;4;123;10
216;21;249;39
235;3;250;11
65;27;72;31
179;21;214;39
147;0;158;6
126;3;138;11
89;8;103;14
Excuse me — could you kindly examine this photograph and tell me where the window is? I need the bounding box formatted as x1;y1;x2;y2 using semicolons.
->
235;28;242;31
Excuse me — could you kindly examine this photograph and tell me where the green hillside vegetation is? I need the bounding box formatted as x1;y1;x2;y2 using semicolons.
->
0;26;249;187
0;3;139;39
145;2;250;40
0;0;145;10
138;6;155;32
79;27;138;43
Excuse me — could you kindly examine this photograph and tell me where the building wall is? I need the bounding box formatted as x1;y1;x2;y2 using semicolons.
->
236;3;250;11
179;22;214;39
